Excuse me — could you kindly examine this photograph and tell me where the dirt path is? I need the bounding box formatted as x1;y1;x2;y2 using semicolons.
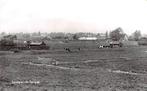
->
107;69;147;76
22;62;79;71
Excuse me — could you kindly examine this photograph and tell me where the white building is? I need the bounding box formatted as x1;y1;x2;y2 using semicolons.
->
78;37;97;40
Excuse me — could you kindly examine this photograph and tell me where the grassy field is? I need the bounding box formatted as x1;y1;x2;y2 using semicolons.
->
1;41;147;91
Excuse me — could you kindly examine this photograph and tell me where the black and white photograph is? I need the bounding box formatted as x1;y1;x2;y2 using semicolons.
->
0;0;147;91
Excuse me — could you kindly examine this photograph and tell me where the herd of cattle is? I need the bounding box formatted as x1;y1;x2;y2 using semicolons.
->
98;41;123;48
64;41;123;52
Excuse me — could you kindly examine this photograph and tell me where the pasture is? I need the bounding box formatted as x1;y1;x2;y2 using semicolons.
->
0;40;147;91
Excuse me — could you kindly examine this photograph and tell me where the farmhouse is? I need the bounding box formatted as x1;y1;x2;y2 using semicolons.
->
13;40;50;50
28;41;49;49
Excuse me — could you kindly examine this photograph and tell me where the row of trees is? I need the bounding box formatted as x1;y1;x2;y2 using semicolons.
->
106;27;142;41
0;27;143;41
47;29;142;41
130;30;142;41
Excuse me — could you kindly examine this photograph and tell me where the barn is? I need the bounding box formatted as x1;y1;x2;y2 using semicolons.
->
28;41;49;50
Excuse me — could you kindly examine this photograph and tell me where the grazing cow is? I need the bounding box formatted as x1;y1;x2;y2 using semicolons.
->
77;47;81;51
98;45;103;48
109;41;123;48
103;45;111;48
64;48;71;52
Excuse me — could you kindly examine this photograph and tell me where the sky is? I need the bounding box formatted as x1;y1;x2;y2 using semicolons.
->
0;0;147;35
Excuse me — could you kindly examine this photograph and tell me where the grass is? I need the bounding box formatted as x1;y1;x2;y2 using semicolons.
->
0;41;147;91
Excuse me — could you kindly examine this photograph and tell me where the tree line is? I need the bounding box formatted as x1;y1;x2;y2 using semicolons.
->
0;27;144;41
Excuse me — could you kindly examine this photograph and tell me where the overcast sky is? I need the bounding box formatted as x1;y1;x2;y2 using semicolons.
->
0;0;147;35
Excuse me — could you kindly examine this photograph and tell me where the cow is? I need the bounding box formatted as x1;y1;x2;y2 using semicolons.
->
64;47;71;52
98;45;104;48
110;41;123;48
77;47;81;51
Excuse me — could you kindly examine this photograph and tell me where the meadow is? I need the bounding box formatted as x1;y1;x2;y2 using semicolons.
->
0;40;147;91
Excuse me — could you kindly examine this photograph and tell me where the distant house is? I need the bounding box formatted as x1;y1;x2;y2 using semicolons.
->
28;41;46;49
21;41;49;50
78;37;97;40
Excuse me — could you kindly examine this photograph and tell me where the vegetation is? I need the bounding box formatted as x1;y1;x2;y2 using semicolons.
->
109;27;126;41
132;30;142;41
0;28;146;51
0;42;147;90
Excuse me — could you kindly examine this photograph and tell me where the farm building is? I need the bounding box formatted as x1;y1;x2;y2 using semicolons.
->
28;41;50;50
0;39;50;50
97;39;138;48
78;37;97;40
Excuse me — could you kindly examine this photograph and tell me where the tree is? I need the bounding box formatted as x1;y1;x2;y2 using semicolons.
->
73;34;79;40
132;30;141;41
0;35;17;50
109;27;126;41
1;32;6;36
38;31;41;36
105;31;109;39
0;38;15;46
3;35;17;40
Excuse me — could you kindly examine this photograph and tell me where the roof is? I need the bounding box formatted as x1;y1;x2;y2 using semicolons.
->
30;42;46;46
30;42;42;45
